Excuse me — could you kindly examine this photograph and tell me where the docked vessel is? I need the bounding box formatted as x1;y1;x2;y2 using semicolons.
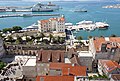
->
0;8;6;12
74;9;87;12
31;2;59;12
0;2;59;12
95;22;109;29
46;2;59;10
65;20;109;32
31;2;53;12
76;20;96;31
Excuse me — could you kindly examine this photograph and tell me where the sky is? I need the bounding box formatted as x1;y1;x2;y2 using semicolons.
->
0;0;118;1
23;0;118;1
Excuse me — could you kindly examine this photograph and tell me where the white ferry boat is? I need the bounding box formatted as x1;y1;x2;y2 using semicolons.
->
95;22;109;29
31;2;59;12
31;2;53;12
47;2;59;10
65;20;109;32
76;20;96;31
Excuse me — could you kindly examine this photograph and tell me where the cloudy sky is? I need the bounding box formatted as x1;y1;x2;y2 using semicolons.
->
23;0;118;1
0;0;118;1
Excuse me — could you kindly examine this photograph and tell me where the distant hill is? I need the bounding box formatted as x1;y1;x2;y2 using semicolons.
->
0;0;22;1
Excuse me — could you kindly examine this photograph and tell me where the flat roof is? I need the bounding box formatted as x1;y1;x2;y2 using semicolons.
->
24;58;36;66
78;51;93;57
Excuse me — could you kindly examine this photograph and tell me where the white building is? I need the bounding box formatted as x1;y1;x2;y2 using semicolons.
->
78;51;93;72
38;16;65;33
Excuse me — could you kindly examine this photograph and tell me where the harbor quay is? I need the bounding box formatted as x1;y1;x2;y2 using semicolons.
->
0;14;60;18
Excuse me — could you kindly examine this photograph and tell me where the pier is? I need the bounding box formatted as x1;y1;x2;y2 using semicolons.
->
0;14;60;18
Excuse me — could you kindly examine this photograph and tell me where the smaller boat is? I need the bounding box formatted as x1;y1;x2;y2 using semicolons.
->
74;9;87;12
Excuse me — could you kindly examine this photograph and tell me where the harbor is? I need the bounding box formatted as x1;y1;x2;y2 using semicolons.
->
0;2;59;12
0;1;119;39
65;20;109;32
0;14;60;18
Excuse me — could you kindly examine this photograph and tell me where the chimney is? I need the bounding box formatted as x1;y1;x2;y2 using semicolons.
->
68;68;70;75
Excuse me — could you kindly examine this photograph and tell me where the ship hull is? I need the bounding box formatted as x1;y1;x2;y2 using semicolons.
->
32;10;53;12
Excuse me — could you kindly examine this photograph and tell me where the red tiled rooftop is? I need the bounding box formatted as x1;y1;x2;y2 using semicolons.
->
36;76;74;81
109;37;120;43
37;50;65;63
40;20;49;23
99;60;120;72
109;37;120;48
93;37;120;52
49;63;71;69
49;63;86;76
111;74;120;80
40;17;65;24
58;17;65;22
93;37;106;52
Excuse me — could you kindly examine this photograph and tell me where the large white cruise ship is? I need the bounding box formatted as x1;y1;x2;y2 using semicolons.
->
31;2;59;12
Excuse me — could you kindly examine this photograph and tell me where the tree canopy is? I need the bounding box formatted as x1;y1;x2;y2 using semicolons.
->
2;26;22;33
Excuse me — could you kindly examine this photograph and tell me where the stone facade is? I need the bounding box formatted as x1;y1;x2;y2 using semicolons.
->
38;17;65;33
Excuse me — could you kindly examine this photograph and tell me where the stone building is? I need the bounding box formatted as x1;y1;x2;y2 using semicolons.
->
98;59;120;76
89;37;120;65
38;16;65;33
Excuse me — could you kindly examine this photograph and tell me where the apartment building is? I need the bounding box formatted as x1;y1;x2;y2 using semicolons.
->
89;37;120;62
98;59;120;76
38;16;65;33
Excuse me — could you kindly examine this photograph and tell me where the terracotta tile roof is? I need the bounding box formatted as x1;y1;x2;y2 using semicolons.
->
49;63;86;76
109;37;120;43
109;37;120;48
93;37;120;52
49;63;71;69
40;20;49;24
40;17;65;24
49;18;57;21
93;37;106;52
58;17;65;22
111;74;120;80
36;76;74;81
37;50;65;63
99;60;120;73
49;17;65;22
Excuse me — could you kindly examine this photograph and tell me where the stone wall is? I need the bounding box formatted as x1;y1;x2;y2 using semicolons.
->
5;44;66;55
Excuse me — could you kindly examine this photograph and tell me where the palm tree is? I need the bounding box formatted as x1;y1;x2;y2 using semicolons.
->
57;36;61;43
7;35;13;43
88;36;92;39
77;36;83;40
49;34;54;42
59;37;65;44
40;32;45;42
16;35;22;44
